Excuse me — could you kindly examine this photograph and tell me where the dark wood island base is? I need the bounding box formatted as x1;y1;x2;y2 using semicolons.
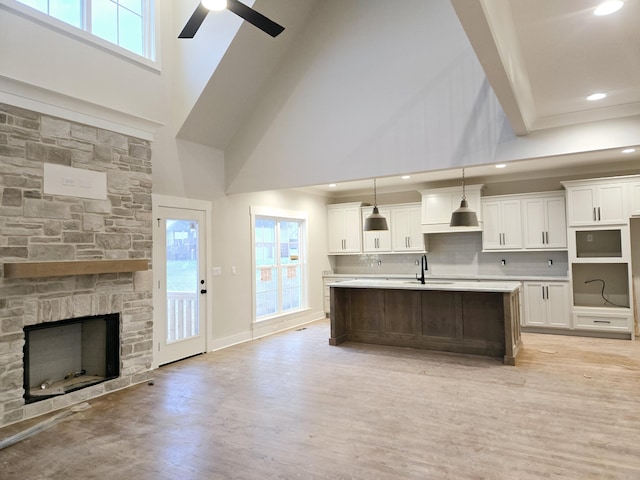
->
329;283;522;365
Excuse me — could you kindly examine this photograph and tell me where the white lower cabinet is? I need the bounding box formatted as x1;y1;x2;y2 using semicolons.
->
523;281;570;328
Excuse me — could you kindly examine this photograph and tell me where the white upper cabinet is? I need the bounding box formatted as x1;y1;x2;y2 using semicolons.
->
390;203;425;252
361;206;392;252
630;181;640;216
562;179;627;226
522;194;567;249
420;185;484;233
327;203;362;254
481;198;522;250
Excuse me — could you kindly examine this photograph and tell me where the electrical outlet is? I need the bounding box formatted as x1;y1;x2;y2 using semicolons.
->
501;259;506;266
548;259;553;266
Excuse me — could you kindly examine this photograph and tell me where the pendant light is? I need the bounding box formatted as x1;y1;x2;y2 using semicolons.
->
364;178;389;231
450;168;479;227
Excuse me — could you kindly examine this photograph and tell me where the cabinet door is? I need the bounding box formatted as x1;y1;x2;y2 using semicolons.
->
567;186;596;226
343;206;363;252
523;199;546;248
501;200;522;248
327;208;346;253
391;206;424;252
523;283;546;326
406;206;425;251
422;193;454;224
544;197;567;248
597;184;626;223
631;183;640;216
546;283;570;327
362;207;391;252
481;201;502;249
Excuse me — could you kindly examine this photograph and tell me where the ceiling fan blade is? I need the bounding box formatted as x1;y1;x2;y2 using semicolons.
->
226;0;285;37
179;3;210;39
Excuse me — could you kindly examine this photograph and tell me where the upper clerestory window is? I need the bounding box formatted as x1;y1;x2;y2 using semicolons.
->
12;0;155;62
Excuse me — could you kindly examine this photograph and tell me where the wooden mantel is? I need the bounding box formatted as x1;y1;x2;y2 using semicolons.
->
3;259;149;279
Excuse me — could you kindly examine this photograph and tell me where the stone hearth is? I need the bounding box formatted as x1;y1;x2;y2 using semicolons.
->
0;103;153;427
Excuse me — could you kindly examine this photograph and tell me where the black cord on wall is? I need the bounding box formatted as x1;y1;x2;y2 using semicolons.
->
584;278;628;308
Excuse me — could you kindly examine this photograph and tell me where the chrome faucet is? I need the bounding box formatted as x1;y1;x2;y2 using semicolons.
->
416;254;428;284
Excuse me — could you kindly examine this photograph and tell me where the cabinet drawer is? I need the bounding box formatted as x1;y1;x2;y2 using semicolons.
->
574;312;631;331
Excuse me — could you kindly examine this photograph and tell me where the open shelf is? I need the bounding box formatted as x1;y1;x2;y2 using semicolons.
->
571;263;629;309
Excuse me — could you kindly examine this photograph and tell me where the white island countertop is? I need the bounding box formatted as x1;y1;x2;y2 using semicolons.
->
329;279;522;293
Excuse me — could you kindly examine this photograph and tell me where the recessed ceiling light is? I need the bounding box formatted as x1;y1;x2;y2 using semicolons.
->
495;164;507;169
594;0;624;16
621;148;636;154
401;175;411;180
587;92;607;101
328;183;337;188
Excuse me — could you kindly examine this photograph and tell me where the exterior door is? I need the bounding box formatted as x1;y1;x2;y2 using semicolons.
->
155;206;207;366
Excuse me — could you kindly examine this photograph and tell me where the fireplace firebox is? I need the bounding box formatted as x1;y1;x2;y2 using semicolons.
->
23;313;120;404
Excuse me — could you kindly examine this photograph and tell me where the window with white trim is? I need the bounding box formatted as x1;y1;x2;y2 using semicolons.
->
252;208;307;321
14;0;155;60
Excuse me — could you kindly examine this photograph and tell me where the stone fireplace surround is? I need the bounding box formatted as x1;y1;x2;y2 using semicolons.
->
0;103;154;428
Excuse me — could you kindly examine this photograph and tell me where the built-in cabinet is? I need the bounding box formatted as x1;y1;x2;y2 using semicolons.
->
630;181;640;216
523;281;570;328
562;177;635;336
523;195;567;249
564;180;627;226
327;202;425;255
482;198;522;250
420;185;483;233
327;203;363;254
481;192;567;252
390;204;424;252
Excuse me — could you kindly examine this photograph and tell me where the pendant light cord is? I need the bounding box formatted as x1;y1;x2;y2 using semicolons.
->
373;178;378;207
461;168;466;200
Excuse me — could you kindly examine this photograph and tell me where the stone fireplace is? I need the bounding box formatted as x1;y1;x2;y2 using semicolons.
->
0;103;154;428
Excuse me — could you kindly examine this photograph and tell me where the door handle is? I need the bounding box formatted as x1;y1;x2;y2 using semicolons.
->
200;289;207;294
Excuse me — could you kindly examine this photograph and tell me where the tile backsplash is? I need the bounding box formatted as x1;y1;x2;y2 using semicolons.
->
331;232;569;277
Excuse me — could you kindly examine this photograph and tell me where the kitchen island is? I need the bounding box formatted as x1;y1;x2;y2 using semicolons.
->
329;279;522;365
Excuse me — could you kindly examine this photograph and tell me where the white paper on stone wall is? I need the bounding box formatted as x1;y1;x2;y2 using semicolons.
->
43;164;107;200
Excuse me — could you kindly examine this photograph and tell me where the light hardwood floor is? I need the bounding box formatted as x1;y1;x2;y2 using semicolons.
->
1;319;639;479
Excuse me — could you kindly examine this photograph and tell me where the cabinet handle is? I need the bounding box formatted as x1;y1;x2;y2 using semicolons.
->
406;236;410;248
542;286;545;300
546;286;549;299
598;207;601;221
594;320;611;324
542;232;545;244
545;231;549;244
593;208;597;221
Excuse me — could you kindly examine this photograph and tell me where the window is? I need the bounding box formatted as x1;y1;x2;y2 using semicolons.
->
252;208;307;321
14;0;155;60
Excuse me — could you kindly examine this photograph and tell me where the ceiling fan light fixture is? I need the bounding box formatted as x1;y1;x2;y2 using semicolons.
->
594;1;624;16
202;0;227;11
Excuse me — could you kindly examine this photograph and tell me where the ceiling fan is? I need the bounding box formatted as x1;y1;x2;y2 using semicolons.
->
179;0;285;39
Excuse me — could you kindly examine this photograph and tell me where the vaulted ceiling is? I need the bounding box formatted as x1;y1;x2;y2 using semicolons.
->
175;0;640;194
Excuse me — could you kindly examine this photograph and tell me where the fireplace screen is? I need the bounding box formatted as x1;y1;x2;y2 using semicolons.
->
23;313;120;403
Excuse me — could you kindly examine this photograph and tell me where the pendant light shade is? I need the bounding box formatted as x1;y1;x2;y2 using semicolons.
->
364;179;388;231
450;168;479;227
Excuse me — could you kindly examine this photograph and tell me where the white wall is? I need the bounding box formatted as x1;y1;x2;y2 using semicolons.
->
223;0;509;194
209;189;331;348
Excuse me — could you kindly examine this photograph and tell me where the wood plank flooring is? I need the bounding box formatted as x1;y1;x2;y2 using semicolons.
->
1;319;639;479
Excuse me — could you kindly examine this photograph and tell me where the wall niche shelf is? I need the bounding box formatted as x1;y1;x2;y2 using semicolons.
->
3;259;149;279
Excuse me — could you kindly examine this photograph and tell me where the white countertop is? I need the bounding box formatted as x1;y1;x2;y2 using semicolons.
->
329;279;522;293
323;273;569;282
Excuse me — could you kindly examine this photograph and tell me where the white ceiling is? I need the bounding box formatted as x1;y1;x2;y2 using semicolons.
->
307;0;640;195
